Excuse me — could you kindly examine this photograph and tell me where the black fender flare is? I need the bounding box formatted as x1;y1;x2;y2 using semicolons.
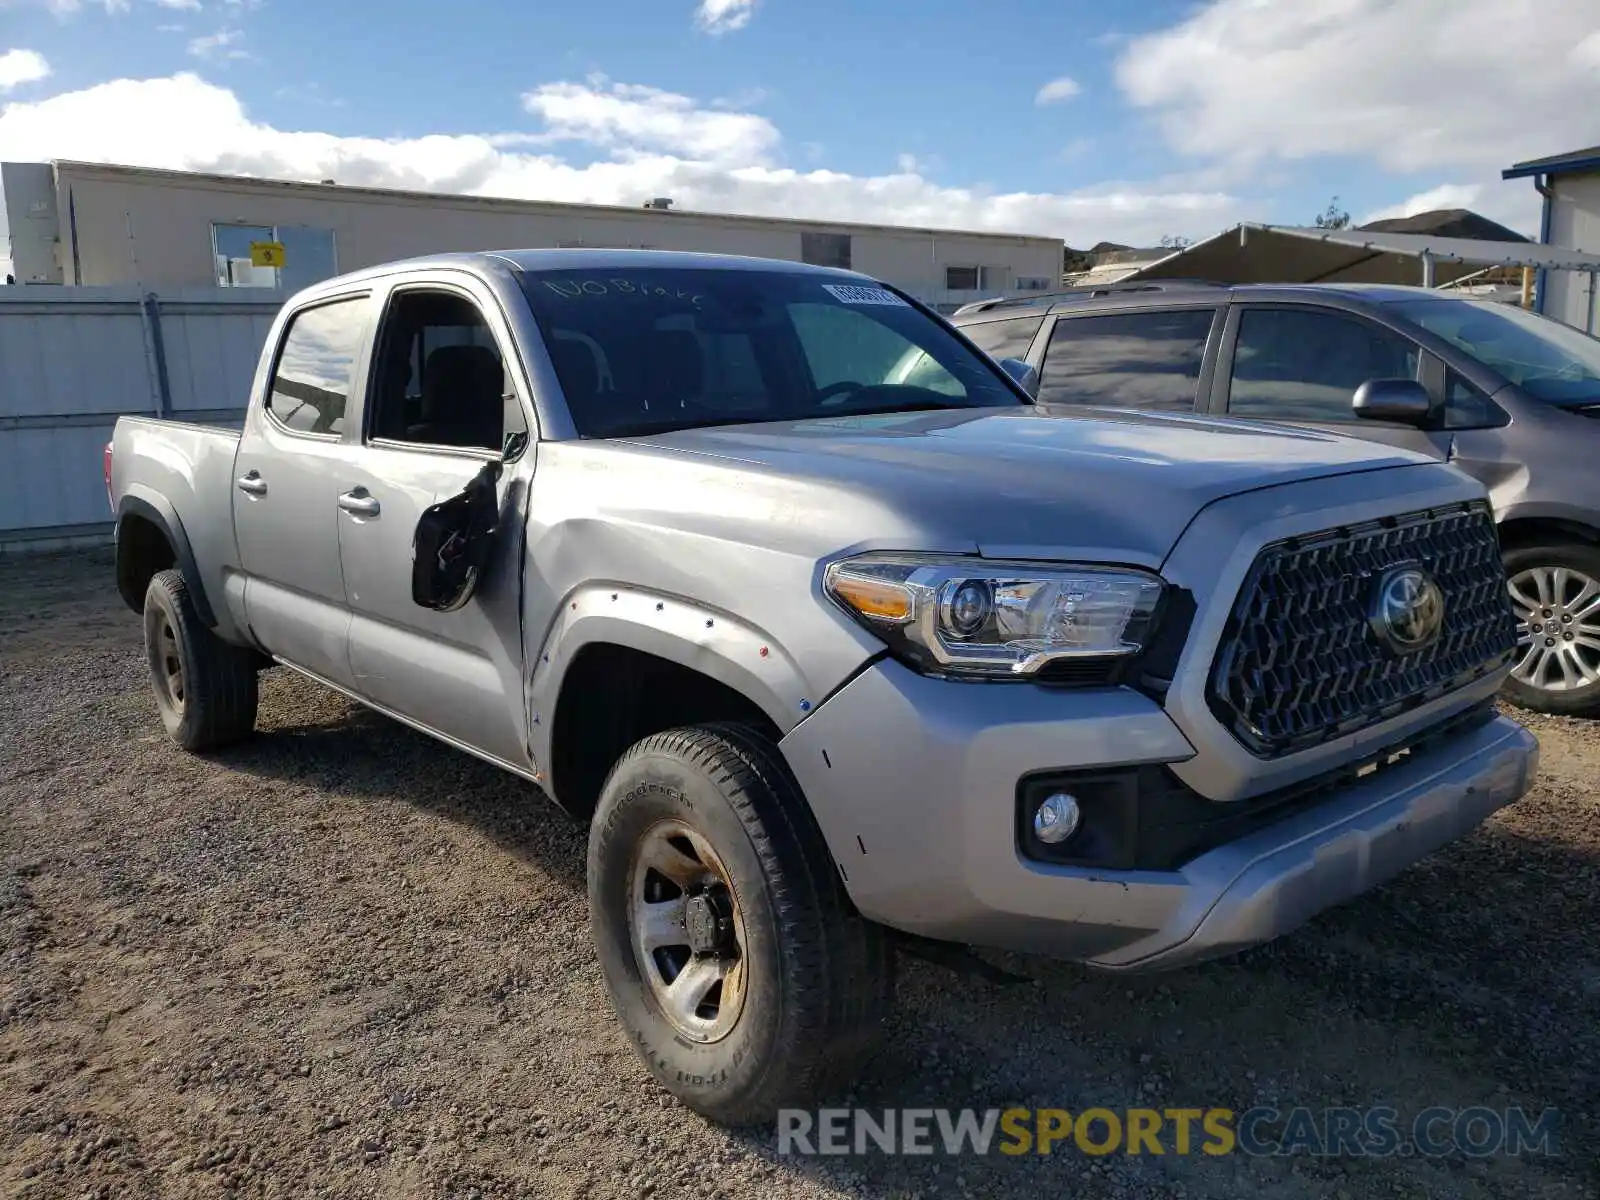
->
115;490;219;628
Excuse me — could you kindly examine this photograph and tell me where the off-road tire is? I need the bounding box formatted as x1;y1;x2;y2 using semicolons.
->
588;722;892;1126
143;568;259;751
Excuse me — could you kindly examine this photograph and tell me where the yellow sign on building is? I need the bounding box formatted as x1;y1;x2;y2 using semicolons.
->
249;241;286;268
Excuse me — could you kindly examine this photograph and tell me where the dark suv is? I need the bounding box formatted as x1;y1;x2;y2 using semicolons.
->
951;282;1600;716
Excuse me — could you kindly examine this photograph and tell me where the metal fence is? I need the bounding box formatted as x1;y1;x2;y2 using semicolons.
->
0;286;281;551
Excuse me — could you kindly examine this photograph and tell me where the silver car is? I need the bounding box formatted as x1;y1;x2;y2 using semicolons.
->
953;283;1600;715
108;252;1536;1125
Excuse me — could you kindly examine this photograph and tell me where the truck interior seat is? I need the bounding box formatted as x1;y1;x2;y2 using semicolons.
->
409;344;505;451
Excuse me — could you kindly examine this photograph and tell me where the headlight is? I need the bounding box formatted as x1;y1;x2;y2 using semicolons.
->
824;553;1165;680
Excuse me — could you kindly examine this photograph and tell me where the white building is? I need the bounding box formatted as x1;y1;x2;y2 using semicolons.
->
1503;145;1600;333
0;160;1062;312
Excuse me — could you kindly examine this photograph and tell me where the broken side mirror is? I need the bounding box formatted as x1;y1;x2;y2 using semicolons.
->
412;458;503;612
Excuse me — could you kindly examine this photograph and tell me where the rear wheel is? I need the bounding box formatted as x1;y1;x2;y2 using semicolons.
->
588;723;891;1126
1502;542;1600;716
143;568;259;750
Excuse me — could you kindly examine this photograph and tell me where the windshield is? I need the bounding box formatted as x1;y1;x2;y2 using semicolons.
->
518;267;1024;437
1389;298;1600;405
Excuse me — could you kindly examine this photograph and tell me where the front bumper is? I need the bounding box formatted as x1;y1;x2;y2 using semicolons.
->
780;659;1537;970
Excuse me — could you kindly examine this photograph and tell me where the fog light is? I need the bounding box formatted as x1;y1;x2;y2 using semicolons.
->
1033;792;1082;844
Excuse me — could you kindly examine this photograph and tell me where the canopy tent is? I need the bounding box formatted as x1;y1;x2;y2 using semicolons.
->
1126;223;1600;290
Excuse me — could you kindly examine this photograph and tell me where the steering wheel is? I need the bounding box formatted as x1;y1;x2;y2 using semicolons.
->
816;380;867;407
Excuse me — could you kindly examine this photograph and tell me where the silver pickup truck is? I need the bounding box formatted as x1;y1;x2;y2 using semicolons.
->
107;249;1538;1126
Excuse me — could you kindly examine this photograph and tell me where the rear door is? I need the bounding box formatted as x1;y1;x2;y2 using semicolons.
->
1210;303;1451;458
335;277;535;769
1033;307;1222;414
233;293;373;686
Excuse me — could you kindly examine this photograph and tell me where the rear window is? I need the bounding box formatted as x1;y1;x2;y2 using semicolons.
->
1390;299;1600;405
266;298;366;436
959;315;1044;361
1037;309;1216;412
519;269;1022;437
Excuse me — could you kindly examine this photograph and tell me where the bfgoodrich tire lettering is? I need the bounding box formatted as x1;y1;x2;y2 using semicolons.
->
143;568;259;751
588;723;891;1126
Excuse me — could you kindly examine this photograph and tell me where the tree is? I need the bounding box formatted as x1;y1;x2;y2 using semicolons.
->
1314;196;1352;229
1158;234;1192;249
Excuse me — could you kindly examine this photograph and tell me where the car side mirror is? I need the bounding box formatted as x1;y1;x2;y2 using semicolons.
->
998;357;1040;399
1352;378;1435;427
502;428;530;463
412;458;502;612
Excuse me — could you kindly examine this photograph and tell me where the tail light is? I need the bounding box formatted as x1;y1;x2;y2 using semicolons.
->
104;442;114;513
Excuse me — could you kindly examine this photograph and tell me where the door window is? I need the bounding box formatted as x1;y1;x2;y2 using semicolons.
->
1228;308;1420;422
366;290;521;452
1037;309;1215;412
266;298;366;436
961;315;1044;361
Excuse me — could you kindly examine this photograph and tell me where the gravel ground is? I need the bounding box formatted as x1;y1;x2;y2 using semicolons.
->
1;548;1596;1199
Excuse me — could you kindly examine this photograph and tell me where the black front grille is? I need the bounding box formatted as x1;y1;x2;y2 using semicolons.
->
1208;502;1516;757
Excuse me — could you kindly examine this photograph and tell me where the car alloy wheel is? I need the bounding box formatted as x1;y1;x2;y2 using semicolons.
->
1507;565;1600;693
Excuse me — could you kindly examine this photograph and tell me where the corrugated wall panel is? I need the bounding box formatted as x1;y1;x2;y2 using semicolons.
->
0;305;152;419
162;304;280;414
0;287;280;543
0;423;118;533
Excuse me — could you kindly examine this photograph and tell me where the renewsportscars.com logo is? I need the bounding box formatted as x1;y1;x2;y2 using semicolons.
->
777;1106;1562;1159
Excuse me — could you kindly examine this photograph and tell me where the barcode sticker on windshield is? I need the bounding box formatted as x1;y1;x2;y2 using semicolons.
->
822;284;909;307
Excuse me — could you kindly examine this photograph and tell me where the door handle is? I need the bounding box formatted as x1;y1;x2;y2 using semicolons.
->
338;489;381;517
236;472;268;496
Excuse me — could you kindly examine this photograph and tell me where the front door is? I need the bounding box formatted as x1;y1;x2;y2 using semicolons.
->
1215;304;1453;459
233;294;372;687
335;282;534;769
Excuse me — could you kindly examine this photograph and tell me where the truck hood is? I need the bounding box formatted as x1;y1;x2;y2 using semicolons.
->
611;405;1434;566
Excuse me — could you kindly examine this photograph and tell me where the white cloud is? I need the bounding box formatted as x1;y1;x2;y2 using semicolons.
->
522;77;778;163
695;0;754;35
187;28;246;59
1117;0;1600;173
1361;183;1483;224
1359;179;1541;236
0;49;51;90
0;72;1243;246
1034;76;1081;106
155;0;201;9
49;0;129;13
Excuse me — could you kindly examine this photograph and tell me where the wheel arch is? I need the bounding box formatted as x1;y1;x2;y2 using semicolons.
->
115;489;219;628
530;586;828;818
1496;511;1600;551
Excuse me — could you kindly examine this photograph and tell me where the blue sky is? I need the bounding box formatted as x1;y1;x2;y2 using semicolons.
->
1;0;1594;246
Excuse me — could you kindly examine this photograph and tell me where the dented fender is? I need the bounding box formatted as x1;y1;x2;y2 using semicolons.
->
524;582;863;781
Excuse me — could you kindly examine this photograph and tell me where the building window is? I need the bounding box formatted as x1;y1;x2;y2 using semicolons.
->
801;232;852;270
213;222;338;293
1016;276;1053;292
946;265;980;291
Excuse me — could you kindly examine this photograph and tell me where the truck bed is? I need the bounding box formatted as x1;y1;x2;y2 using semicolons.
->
109;416;245;640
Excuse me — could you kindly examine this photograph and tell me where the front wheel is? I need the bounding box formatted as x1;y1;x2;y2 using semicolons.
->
1502;542;1600;716
588;723;891;1126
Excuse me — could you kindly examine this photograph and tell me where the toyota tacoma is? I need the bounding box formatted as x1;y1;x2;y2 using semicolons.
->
106;249;1538;1125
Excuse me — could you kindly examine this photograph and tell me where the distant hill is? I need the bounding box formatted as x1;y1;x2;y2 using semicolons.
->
1359;208;1530;242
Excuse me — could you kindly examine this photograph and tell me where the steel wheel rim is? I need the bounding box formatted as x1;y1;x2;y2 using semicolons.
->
1507;566;1600;693
156;619;186;712
626;819;748;1044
